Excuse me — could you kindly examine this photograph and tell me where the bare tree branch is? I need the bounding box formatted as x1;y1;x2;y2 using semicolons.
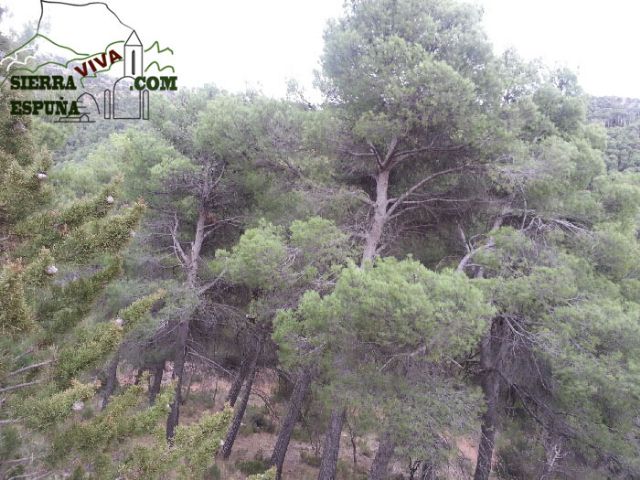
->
366;140;384;169
7;360;52;378
198;268;228;296
382;135;399;169
171;212;189;266
387;165;468;217
0;381;40;394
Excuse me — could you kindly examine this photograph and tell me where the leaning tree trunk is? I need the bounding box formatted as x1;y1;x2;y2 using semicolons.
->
181;365;195;405
163;205;208;441
166;318;190;442
474;391;498;480
221;365;258;459
226;355;250;407
149;360;165;405
473;318;506;480
317;407;347;480
368;431;396;480
100;351;120;410
270;367;314;479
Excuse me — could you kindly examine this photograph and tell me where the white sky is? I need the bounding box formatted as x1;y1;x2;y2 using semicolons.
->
1;0;639;99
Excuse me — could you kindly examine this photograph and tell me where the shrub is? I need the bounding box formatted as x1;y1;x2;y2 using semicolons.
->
247;467;277;480
300;449;321;467
204;464;221;480
236;458;269;476
240;405;276;435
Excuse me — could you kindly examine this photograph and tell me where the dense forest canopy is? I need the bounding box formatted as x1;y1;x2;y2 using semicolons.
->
2;1;640;479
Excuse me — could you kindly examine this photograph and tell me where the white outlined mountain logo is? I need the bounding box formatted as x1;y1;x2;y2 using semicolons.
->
1;0;178;123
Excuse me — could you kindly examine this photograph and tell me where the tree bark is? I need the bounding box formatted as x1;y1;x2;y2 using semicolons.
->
226;355;250;407
362;169;390;263
221;365;258;459
187;209;206;286
368;431;396;480
100;352;119;410
181;365;195;405
317;407;347;480
269;367;314;479
474;388;498;480
165;318;190;442
164;191;213;441
149;360;165;405
473;318;505;480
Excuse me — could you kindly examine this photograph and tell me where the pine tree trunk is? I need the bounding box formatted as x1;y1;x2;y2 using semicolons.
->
317;407;346;480
474;397;497;480
473;318;505;480
226;355;250;407
166;318;190;442
149;360;165;405
100;352;119;410
221;366;257;459
362;169;390;263
269;367;313;479
368;431;396;480
181;365;194;405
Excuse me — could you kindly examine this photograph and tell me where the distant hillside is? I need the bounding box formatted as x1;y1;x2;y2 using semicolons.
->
589;96;640;171
589;96;640;127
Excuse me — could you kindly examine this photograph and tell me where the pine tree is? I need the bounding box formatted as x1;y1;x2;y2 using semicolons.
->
310;0;509;474
208;218;352;467
0;86;231;477
454;66;640;479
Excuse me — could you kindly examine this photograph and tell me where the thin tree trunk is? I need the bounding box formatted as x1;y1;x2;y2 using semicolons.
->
474;397;497;480
166;318;190;442
221;365;258;459
226;355;250;407
368;431;396;480
100;352;119;410
149;360;165;405
470;217;507;480
473;318;505;480
269;367;314;479
165;208;206;440
317;407;347;480
212;377;219;406
163;202;209;441
181;365;194;405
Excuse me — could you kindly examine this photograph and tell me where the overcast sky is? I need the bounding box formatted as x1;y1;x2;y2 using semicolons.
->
1;0;639;99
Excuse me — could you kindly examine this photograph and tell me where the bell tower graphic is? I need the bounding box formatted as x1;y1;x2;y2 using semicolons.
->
124;30;143;77
104;30;149;120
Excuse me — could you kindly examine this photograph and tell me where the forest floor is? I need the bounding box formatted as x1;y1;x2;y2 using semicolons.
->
123;366;481;479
